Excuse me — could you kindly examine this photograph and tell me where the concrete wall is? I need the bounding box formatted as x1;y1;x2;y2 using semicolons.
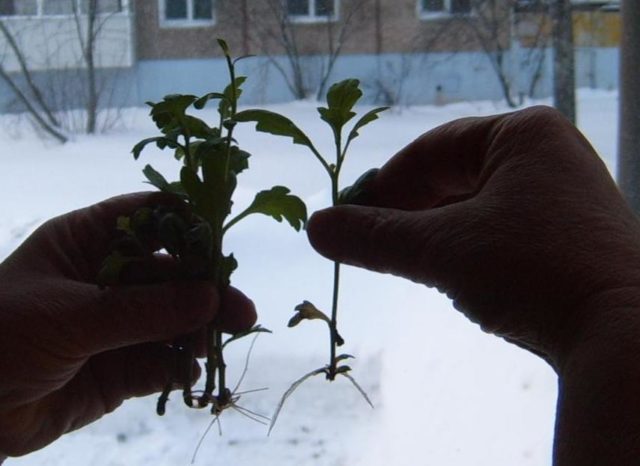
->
0;46;620;113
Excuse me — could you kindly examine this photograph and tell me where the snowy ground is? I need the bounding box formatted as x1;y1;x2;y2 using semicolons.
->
0;89;618;465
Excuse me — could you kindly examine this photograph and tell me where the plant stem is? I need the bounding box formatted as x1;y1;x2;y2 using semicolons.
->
328;260;341;380
328;165;341;379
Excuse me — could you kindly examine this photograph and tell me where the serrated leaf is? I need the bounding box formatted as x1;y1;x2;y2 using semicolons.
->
346;106;388;146
244;186;307;231
142;164;170;191
317;79;363;136
234;109;318;154
149;94;198;133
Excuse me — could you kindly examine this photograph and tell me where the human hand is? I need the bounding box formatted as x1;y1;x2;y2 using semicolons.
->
307;106;640;368
0;193;256;457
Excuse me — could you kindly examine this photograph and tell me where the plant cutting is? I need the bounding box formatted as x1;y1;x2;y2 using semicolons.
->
97;39;307;420
235;79;388;430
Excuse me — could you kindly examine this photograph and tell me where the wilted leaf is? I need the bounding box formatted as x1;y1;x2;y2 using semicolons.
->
288;300;331;327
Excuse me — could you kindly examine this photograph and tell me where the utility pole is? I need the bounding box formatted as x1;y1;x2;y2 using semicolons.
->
617;0;640;214
551;0;576;124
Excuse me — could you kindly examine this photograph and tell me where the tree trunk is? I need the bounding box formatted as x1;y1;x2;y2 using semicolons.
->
551;0;576;124
85;0;98;134
617;0;640;215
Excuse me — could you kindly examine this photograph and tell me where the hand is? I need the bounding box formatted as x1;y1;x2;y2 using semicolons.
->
307;106;640;368
0;193;256;457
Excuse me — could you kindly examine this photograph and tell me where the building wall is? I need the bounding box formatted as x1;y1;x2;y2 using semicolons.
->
0;12;134;72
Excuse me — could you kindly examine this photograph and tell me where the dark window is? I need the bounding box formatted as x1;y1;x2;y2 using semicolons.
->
43;0;75;15
451;0;471;14
193;0;212;19
422;0;445;12
315;0;334;16
0;0;15;15
166;0;187;19
80;0;123;14
287;0;309;16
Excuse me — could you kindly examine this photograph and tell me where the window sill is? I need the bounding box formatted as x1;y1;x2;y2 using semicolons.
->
159;18;216;29
287;14;339;24
418;11;471;20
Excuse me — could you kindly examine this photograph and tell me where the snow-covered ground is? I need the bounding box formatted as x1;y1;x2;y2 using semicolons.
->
0;89;618;465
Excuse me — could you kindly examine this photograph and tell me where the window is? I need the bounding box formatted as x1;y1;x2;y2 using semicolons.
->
0;0;124;17
161;0;214;27
419;0;472;18
287;0;337;22
0;0;38;15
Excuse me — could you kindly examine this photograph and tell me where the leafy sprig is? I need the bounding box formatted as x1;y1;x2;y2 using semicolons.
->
98;39;307;418
237;79;387;430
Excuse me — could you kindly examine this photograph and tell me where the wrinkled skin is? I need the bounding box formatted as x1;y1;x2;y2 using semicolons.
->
308;107;640;464
0;193;256;458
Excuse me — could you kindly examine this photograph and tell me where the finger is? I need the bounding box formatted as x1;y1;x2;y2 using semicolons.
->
71;281;220;354
307;202;475;291
363;113;506;210
119;253;181;284
46;192;185;278
214;287;258;334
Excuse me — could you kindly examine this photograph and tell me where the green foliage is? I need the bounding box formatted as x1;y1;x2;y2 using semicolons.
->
234;110;318;154
100;39;308;419
317;79;362;139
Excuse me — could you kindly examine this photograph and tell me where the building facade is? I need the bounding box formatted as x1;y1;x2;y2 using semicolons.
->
0;0;622;113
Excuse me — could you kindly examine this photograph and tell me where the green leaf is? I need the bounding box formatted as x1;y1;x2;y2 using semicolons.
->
194;92;226;110
217;37;230;56
149;94;198;133
337;168;379;205
317;79;363;136
97;251;139;287
142;164;170;191
228;146;250;175
219;253;238;285
345;106;389;146
234;109;317;153
180;167;205;206
242;186;307;231
131;137;178;160
288;300;331;327
222;324;272;349
157;212;187;256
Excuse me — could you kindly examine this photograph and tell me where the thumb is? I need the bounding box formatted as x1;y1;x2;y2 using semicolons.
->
73;281;219;354
307;202;476;292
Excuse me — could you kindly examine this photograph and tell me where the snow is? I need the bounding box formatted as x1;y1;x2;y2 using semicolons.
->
0;89;618;465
